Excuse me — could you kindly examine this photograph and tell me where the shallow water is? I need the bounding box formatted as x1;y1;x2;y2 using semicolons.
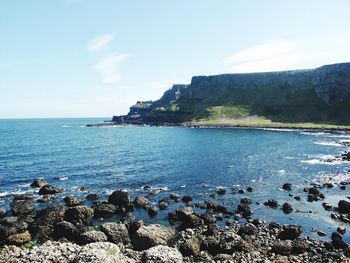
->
0;118;349;242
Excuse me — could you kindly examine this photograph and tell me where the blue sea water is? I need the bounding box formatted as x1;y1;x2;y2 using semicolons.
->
0;118;349;242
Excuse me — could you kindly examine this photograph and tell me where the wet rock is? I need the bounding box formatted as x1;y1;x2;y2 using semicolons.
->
0;208;6;218
323;182;334;188
86;193;99;201
64;206;93;226
100;222;130;244
133;196;149;208
200;213;217;224
238;223;257;236
282;202;293;214
240;198;252;205
6;231;31;245
246;186;255;192
308;187;320;195
53;221;80;241
168;211;177;221
108;190;131;208
337;227;346;235
264;199;278;208
277;225;302;240
331;231;349;249
181;195;193;204
147;206;158;217
63;196;85;207
340;185;346;190
322;202;333;210
132;224;174;251
338;200;350;213
94;203;116;218
237;203;252;217
29;204;66;242
158;201;168;210
272;241;293;255
170;193;181;202
282;183;292;191
294;196;301;201
142;245;183;263
307;194;318;202
317;231;327;236
175;207;193;221
217;188;226;195
79;230;108;244
39;184;64;195
182;213;204;228
10;193;34;215
30;178;48;188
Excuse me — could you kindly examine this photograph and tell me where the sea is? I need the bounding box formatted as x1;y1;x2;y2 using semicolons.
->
0;118;349;242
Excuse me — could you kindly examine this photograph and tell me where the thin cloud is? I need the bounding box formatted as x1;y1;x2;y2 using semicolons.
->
94;53;132;84
87;34;114;53
221;40;304;73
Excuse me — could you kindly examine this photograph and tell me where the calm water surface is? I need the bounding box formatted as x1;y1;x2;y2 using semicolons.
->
0;118;349;242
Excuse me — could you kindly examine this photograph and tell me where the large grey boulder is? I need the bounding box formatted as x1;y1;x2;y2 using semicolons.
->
108;190;131;208
39;185;64;195
79;230;108;244
10;193;34;215
132;224;175;251
142;245;183;263
64;206;93;226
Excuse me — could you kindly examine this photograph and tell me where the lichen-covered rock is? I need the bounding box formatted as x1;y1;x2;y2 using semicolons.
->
74;242;135;263
132;224;175;251
100;222;130;244
142;245;183;263
6;231;31;245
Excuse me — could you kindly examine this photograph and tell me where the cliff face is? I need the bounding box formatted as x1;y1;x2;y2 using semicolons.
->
113;63;350;125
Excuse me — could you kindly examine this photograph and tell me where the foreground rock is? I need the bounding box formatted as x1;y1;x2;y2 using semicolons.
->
142;245;183;263
10;193;34;215
100;222;130;244
132;224;175;251
64;206;93;226
38;184;64;195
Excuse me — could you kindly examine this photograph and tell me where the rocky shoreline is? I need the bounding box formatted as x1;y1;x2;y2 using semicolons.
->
1;150;350;262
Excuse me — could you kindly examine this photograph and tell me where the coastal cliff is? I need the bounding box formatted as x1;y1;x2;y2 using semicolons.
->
112;63;350;128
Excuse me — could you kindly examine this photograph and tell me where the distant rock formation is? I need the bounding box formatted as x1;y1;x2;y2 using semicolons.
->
112;63;350;125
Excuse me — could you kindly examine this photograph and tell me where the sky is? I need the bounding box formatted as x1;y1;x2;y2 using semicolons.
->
1;0;350;118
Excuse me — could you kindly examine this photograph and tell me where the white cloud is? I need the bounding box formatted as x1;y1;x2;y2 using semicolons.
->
221;40;304;73
93;53;132;84
87;34;114;53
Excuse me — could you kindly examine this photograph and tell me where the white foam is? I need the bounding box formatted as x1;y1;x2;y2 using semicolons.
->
314;141;342;147
278;170;286;174
180;185;186;188
300;159;342;165
284;156;295;159
0;192;9;197
59;176;69;181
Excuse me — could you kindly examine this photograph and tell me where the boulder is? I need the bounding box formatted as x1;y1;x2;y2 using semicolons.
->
170;193;181;202
217;188;226;195
237;203;252;217
271;241;293;255
338;200;350;213
108;190;131;208
86;193;99;201
264;199;278;208
94;203;116;218
79;230;108;244
147;206;158;217
158;201;168;210
142;245;183;263
29;204;66;242
282;203;293;214
308;187;320;195
30;178;48;188
246;186;255;192
132;224;174;251
0;208;6;218
292;240;310;254
63;196;85;207
240;198;252;205
182;213;204;229
39;184;64;195
331;231;349;249
282;183;292;191
75;242;135;263
128;220;144;239
6;231;31;245
238;223;257;236
10;193;34;215
175;207;193;221
100;222;130;244
181;195;193;203
65;206;93;226
277;225;302;240
53;221;80;241
178;235;201;256
133;196;149;208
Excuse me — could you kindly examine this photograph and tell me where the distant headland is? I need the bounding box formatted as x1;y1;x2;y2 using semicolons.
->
95;63;350;130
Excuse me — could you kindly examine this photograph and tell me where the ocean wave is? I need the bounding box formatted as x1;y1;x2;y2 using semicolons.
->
314;141;343;147
300;159;342;165
59;176;69;181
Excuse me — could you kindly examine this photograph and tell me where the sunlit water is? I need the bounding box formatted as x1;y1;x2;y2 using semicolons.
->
0;118;349;242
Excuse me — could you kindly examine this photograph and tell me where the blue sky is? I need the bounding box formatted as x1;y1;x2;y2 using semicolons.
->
1;0;350;118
